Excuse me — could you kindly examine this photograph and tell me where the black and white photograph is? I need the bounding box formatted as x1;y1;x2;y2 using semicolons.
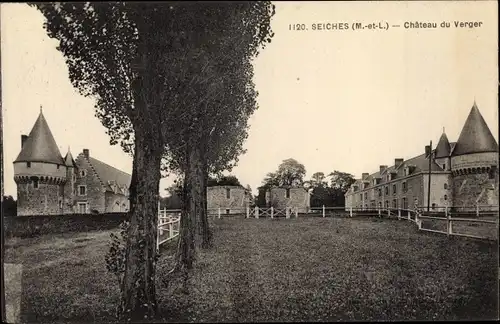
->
1;1;498;322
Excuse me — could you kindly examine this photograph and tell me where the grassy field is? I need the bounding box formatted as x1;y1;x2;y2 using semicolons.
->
5;217;498;322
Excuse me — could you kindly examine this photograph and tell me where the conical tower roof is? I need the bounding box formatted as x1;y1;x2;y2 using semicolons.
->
64;147;76;167
14;109;64;164
435;131;451;158
452;102;498;156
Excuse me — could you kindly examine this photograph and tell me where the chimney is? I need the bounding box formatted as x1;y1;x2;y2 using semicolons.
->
83;149;89;159
379;165;387;173
21;135;28;148
395;158;404;168
425;145;431;157
362;173;369;179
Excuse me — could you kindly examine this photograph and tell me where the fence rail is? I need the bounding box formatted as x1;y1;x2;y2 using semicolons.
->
156;204;498;243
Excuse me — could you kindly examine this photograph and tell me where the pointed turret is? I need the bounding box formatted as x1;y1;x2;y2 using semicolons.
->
14;110;64;164
452;102;498;156
435;131;451;158
64;147;76;167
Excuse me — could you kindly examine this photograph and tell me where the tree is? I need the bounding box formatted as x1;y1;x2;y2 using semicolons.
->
33;3;273;320
328;170;356;206
2;196;17;217
207;175;243;187
310;172;326;187
260;159;307;188
159;3;275;257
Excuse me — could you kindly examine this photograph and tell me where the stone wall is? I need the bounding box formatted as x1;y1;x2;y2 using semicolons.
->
16;181;63;216
74;155;106;213
207;186;249;214
104;191;130;212
452;170;499;210
266;188;310;213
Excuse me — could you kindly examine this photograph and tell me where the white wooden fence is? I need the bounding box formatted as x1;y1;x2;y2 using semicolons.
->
157;207;181;250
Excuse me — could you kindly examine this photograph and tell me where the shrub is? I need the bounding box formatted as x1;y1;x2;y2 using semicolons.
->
105;220;129;288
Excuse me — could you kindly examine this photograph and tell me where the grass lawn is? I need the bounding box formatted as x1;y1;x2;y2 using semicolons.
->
5;217;499;322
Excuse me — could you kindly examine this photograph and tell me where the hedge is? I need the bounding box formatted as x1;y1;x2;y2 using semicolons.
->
4;213;130;239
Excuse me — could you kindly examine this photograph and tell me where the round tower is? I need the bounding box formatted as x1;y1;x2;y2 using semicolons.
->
450;102;499;211
13;109;67;216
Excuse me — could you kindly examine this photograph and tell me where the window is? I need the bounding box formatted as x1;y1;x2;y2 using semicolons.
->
442;164;446;170
79;185;86;196
364;193;367;199
72;174;76;182
378;202;382;209
226;209;230;214
403;168;407;176
432;203;436;210
385;186;388;195
385;201;389;208
444;183;447;190
444;195;448;201
57;164;60;169
360;194;363;200
33;179;39;189
27;162;31;168
378;189;382;197
78;202;87;214
286;188;290;198
392;184;397;194
393;199;397;209
80;170;86;177
59;200;63;208
402;182;407;191
402;197;407;209
226;188;231;199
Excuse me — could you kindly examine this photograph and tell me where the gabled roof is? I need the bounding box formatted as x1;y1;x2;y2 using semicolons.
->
435;132;451;158
14;110;64;165
452;102;498;156
86;156;131;193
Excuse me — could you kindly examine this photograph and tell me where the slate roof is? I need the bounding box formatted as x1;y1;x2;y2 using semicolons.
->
435;132;451;158
86;156;131;193
14;111;65;165
64;149;76;167
452;102;498;156
351;152;444;190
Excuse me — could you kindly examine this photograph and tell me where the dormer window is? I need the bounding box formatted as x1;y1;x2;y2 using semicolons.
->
80;170;86;177
27;162;31;168
57;164;60;170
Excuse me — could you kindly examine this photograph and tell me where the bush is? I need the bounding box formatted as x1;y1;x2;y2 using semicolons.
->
105;220;129;287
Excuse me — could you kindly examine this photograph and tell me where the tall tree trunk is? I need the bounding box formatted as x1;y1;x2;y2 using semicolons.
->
177;143;196;271
187;142;205;249
200;153;212;248
119;126;162;322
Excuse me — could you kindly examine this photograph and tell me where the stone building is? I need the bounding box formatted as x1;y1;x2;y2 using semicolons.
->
207;185;252;214
265;186;311;213
13;110;131;216
345;102;498;212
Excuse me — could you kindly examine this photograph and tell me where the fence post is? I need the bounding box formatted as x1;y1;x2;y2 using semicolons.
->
398;208;401;220
387;208;390;217
156;228;160;251
445;206;448;218
476;205;479;218
169;221;173;239
407;210;410;221
322;205;325;218
295;208;298;218
271;207;274;219
378;209;381;217
218;208;221;219
246;207;249;219
255;207;259;219
350;207;353;218
447;212;452;236
415;211;420;228
286;207;290;219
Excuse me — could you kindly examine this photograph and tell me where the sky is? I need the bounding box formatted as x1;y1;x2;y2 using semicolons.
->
1;1;498;199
